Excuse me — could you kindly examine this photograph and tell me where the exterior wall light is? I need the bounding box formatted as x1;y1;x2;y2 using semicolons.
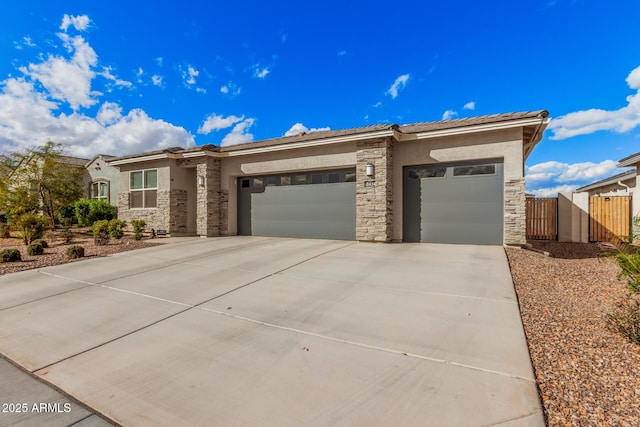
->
197;175;205;187
365;163;375;177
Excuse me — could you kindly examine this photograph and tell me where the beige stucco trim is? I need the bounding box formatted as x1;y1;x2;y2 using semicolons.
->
400;117;549;141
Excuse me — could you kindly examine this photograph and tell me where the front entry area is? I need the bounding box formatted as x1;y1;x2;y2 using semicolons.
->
237;168;356;240
403;160;504;245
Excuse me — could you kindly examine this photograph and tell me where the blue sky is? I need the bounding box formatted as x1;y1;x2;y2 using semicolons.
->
1;1;639;196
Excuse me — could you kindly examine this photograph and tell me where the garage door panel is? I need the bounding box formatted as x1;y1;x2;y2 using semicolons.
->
404;162;504;245
248;182;356;240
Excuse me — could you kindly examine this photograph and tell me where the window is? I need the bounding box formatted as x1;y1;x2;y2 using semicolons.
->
91;181;109;201
280;176;292;186
266;176;278;187
253;178;264;188
241;179;250;188
311;174;323;184
452;164;496;176
129;169;158;208
409;167;446;179
344;172;356;182
328;173;341;183
295;175;307;185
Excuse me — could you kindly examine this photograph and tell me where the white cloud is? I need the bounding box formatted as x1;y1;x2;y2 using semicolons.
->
373;101;382;108
155;57;163;67
337;50;347;56
221;118;255;147
96;102;122;126
220;82;240;97
526;160;618;183
442;110;458;120
98;66;133;88
530;185;578;198
386;74;410;99
182;66;199;86
252;65;270;79
284;123;331;137
198;113;244;134
0;16;194;157
60;15;91;32
549;65;640;140
463;101;476;110
151;75;164;87
22;33;98;110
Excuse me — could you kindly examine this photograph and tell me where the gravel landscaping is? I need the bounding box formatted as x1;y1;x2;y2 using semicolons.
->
506;241;640;426
0;230;157;276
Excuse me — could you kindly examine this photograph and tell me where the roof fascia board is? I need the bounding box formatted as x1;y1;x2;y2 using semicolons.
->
618;154;640;168
223;129;395;157
576;172;636;192
109;152;181;166
403;117;549;140
181;151;222;159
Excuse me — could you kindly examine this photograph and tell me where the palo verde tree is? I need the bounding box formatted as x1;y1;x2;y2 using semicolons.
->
0;141;85;226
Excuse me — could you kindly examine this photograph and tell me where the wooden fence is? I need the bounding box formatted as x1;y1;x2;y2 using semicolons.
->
589;196;632;242
526;197;557;240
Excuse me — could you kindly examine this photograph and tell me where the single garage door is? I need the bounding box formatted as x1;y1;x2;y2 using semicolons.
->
238;169;356;240
403;161;504;245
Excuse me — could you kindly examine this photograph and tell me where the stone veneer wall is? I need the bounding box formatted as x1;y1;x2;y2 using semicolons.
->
118;190;174;233
196;158;221;236
356;138;393;242
219;189;229;236
504;178;526;245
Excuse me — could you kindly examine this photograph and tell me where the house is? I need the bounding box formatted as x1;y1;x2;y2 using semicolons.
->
108;111;550;245
84;154;120;205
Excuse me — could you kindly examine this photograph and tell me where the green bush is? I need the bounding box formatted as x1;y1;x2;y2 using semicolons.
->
0;248;22;262
616;253;640;293
0;223;10;238
13;214;48;245
108;219;126;240
130;219;146;241
27;242;44;256
66;245;85;259
61;223;74;244
56;204;76;225
75;199;117;227
92;220;110;246
74;199;92;227
605;296;640;345
32;239;48;248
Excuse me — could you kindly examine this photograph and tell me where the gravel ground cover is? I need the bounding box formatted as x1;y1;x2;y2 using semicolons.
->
506;241;640;426
0;230;157;276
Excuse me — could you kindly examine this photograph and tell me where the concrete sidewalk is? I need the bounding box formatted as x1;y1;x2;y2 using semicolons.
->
0;237;544;426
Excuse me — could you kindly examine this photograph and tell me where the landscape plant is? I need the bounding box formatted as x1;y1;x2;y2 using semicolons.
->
0;223;10;238
75;199;117;227
92;220;110;245
27;242;44;256
131;219;146;240
66;245;84;259
108;219;126;240
13;213;48;245
0;248;21;263
605;295;640;345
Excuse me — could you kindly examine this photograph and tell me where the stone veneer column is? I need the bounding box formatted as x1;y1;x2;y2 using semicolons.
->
356;138;393;242
504;178;526;245
196;158;221;237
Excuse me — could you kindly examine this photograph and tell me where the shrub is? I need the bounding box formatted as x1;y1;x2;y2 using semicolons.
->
0;223;10;238
130;219;146;241
74;199;92;227
14;214;48;245
75;199;117;227
615;252;640;293
56;204;76;225
605;296;640;345
108;219;126;240
66;245;85;259
61;224;74;244
32;239;48;248
92;220;110;246
0;248;22;262
27;242;44;256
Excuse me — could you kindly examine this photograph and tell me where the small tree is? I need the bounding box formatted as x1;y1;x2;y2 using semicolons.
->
13;213;49;245
130;220;146;240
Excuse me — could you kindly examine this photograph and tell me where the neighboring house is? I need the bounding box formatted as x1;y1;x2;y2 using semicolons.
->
84;154;119;206
108;110;550;245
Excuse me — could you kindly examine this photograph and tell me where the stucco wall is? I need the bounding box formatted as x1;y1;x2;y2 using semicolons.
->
392;128;525;243
86;156;121;206
221;142;357;235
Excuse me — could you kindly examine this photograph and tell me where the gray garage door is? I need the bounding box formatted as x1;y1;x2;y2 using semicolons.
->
403;161;504;245
238;169;356;240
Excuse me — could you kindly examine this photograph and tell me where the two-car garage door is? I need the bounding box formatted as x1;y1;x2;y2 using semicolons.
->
237;169;356;240
403;161;504;245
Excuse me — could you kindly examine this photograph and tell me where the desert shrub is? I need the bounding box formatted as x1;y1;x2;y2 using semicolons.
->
56;204;76;225
615;252;640;293
13;214;48;245
108;219;126;240
27;242;44;256
66;245;85;259
75;199;116;227
32;238;48;248
0;223;10;238
92;220;110;246
605;296;640;345
0;248;22;262
130;219;146;241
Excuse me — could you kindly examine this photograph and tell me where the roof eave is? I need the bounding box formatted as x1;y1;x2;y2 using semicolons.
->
617;154;640;168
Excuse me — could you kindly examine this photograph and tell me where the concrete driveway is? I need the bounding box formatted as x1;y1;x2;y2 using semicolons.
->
0;237;543;426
